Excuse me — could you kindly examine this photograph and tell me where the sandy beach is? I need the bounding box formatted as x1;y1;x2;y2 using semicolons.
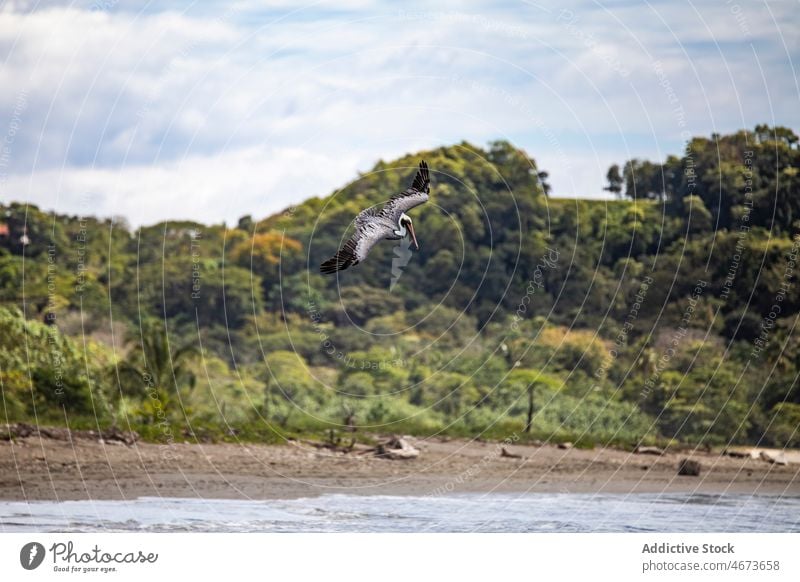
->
1;432;799;502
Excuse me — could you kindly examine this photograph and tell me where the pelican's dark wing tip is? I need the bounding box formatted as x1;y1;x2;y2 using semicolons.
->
320;256;351;274
320;239;358;274
411;160;430;193
319;259;338;274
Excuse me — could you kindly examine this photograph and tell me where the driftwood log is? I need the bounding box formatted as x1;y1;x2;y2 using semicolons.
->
759;451;788;465
0;423;139;445
374;437;420;460
302;432;357;454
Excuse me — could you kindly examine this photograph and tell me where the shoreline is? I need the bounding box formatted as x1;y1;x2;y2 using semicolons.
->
1;435;799;502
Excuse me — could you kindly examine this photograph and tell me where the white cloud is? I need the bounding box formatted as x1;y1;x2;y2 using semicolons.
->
0;1;797;225
3;146;361;226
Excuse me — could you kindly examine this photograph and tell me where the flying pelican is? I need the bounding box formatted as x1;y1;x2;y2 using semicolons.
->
320;160;430;274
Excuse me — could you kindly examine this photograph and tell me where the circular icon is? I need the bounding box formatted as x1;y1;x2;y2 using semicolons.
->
19;542;45;570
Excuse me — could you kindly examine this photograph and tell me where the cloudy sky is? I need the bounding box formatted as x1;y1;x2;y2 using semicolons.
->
1;0;798;226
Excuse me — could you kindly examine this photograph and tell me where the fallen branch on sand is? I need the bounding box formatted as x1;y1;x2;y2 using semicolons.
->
300;431;357;454
1;423;139;446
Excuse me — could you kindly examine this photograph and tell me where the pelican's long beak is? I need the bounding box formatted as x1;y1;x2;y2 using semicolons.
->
407;221;419;250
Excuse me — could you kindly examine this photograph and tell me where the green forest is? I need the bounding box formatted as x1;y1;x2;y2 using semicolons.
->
2;125;799;449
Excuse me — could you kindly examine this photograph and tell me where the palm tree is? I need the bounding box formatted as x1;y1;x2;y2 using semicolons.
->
118;318;197;422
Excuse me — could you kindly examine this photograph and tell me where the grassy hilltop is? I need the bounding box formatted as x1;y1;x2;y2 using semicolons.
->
2;126;799;449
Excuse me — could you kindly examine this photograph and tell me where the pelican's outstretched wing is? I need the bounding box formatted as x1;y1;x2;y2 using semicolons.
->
380;160;430;223
319;208;394;274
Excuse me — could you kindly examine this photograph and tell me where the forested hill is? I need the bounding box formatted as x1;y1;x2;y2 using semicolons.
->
1;126;799;448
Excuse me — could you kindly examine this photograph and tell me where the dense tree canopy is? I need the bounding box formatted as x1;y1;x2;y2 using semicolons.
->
1;127;799;447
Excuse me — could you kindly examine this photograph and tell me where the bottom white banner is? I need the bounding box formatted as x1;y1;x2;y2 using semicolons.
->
1;533;797;581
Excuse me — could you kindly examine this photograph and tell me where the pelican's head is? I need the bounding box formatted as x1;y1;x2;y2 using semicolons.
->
399;213;419;250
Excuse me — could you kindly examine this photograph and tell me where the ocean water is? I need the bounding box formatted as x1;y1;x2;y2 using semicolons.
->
1;493;798;533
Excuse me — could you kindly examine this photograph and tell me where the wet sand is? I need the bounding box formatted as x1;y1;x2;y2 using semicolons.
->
1;435;798;501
